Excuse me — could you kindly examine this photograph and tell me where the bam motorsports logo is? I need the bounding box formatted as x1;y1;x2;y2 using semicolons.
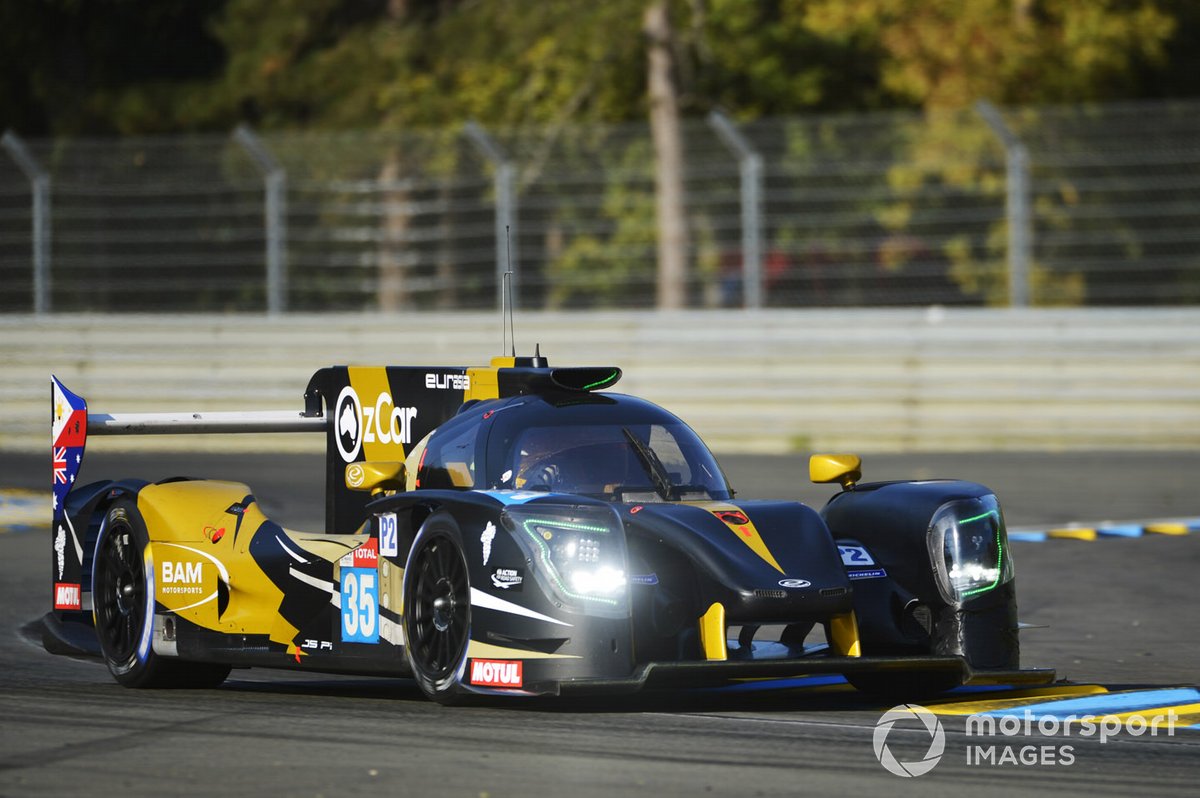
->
872;703;1179;776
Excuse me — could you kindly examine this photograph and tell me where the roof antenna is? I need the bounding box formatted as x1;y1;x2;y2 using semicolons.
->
503;225;516;357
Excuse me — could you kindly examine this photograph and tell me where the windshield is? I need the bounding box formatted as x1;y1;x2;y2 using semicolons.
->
484;396;732;502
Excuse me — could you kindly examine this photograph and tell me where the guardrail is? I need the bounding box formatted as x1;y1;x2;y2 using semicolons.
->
3;309;1198;453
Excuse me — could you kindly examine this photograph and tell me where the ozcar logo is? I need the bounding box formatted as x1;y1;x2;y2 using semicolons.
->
335;385;419;463
873;704;946;777
335;386;362;462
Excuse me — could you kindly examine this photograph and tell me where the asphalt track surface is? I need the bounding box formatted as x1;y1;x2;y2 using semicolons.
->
1;450;1198;797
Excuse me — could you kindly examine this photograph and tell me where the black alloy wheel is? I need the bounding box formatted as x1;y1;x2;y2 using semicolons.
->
403;519;471;702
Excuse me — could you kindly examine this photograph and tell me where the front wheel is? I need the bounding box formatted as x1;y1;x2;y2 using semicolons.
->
402;513;472;704
92;499;230;688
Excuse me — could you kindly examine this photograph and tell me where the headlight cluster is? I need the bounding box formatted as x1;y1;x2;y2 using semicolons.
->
927;494;1014;604
501;504;629;617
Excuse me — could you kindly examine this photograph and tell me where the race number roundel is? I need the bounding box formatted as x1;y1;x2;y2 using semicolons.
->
335;385;363;462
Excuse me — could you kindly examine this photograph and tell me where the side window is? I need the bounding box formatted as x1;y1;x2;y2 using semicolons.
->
417;419;479;490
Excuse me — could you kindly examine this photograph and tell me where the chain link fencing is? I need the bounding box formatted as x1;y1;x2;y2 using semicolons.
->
3;100;1198;313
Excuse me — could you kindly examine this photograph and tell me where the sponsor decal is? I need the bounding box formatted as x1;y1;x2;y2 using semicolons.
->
425;373;471;391
630;505;643;514
379;512;399;558
204;526;225;544
849;568;888;581
340;567;379;644
839;544;875;566
54;525;66;579
300;639;334;652
491;567;523;590
346;463;366;488
53;582;81;610
481;521;497;566
224;502;246;516
352;538;378;569
336;385;421;463
469;658;523;688
778;578;812;589
161;561;205;594
335;385;363;462
630;573;659;586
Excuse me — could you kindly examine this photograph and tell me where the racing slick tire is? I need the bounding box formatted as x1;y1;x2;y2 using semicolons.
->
92;499;231;689
401;512;473;705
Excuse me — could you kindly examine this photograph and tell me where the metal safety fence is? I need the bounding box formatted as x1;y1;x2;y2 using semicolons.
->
2;100;1199;313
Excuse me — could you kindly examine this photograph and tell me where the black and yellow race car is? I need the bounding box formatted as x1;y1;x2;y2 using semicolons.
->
44;354;1053;702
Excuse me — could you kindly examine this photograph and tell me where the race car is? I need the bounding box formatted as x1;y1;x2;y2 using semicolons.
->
44;354;1053;702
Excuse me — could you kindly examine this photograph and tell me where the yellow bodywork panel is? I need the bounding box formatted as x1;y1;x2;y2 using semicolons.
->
809;454;862;488
345;461;406;494
828;610;862;657
464;356;512;403
136;480;367;649
698;602;728;661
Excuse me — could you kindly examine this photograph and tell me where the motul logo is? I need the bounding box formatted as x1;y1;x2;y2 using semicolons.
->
54;582;81;610
469;659;523;688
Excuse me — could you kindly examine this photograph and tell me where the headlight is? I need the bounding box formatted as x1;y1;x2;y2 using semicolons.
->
927;494;1014;604
501;504;629;617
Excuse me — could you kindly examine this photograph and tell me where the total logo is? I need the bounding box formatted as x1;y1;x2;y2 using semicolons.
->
469;658;523;688
335;386;419;462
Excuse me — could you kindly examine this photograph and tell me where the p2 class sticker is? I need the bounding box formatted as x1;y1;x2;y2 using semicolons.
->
838;544;875;567
469;658;523;688
847;568;888;581
379;512;399;558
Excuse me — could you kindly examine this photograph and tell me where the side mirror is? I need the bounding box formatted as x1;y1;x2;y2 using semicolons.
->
346;461;407;496
809;454;862;490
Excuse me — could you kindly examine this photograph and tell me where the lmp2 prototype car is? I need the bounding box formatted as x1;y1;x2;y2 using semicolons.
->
44;354;1053;702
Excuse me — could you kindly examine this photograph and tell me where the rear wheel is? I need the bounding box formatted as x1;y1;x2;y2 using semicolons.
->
402;513;471;704
93;499;230;688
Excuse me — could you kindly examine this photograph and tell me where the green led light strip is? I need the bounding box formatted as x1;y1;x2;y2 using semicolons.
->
960;510;1006;599
581;371;619;391
515;515;619;607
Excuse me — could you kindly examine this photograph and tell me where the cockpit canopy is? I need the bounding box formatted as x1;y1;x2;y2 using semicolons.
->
415;393;732;502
